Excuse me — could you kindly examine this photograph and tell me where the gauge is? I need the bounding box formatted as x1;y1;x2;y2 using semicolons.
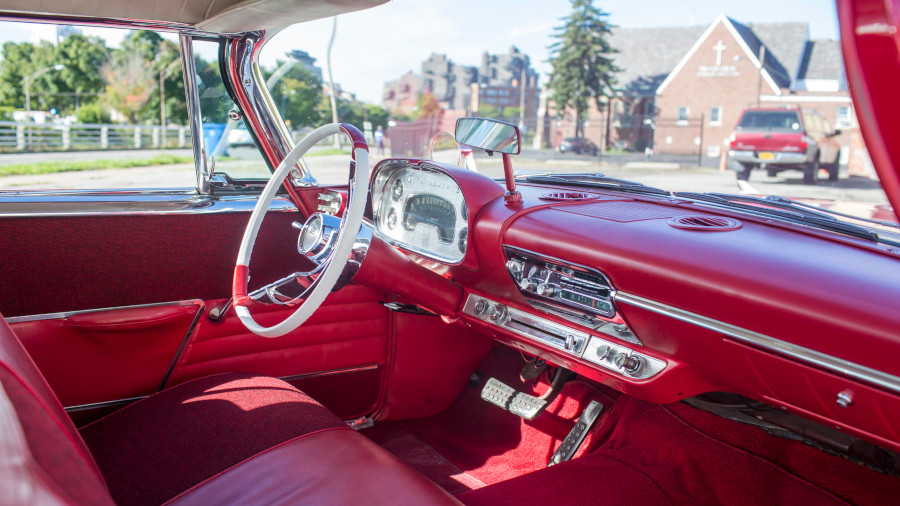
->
391;178;404;201
386;208;398;229
458;227;468;255
403;194;456;243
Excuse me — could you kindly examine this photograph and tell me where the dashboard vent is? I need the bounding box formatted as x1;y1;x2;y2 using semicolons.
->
540;191;601;201
668;216;741;231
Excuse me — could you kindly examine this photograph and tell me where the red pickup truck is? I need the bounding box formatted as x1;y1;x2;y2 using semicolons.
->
726;107;842;184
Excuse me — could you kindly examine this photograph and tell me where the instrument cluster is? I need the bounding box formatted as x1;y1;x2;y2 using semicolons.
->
371;163;468;264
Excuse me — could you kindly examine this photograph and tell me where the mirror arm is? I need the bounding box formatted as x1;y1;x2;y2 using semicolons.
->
502;152;522;206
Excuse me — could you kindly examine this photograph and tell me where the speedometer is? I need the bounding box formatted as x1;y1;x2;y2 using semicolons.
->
372;163;468;264
403;195;456;243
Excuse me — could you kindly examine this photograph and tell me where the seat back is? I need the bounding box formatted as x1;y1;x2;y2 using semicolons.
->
0;315;113;505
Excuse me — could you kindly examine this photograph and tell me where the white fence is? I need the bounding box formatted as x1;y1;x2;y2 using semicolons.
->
0;121;192;152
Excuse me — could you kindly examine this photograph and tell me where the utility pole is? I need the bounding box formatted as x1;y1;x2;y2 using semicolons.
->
326;16;340;148
756;46;766;107
24;64;63;150
160;58;182;149
517;65;526;131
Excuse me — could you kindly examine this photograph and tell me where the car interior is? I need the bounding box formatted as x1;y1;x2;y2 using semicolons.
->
1;0;900;504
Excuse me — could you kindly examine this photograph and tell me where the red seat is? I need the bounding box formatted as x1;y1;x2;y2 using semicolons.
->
0;315;459;505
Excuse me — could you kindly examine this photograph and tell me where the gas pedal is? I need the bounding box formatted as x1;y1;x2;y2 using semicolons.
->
547;400;604;466
481;377;548;420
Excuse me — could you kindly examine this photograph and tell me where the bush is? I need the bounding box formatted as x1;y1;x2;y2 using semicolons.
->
0;106;15;121
75;103;112;124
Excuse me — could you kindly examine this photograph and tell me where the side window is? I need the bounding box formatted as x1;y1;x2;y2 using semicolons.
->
191;40;269;180
0;23;200;191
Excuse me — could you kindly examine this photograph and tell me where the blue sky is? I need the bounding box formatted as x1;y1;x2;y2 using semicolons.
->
0;0;839;104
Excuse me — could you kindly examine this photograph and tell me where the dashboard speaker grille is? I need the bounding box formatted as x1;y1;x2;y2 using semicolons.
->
668;216;742;231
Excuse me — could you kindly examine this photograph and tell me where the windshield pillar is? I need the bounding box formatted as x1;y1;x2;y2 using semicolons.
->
221;32;316;187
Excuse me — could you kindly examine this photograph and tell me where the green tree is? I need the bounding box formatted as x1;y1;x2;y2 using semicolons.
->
0;41;57;110
54;34;109;111
266;64;323;129
547;0;618;137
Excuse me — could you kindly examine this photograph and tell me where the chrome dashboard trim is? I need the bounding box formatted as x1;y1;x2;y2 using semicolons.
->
615;291;900;395
0;193;298;217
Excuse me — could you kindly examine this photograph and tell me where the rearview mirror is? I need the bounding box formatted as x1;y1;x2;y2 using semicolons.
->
455;117;521;155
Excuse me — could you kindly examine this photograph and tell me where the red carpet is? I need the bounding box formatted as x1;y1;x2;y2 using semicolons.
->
365;346;900;505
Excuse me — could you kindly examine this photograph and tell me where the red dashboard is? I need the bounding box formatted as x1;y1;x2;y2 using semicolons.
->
369;159;900;455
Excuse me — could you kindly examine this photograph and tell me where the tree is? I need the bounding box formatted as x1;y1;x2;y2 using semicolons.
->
547;0;618;138
102;49;156;123
54;34;109;111
415;92;442;120
0;41;57;109
265;64;323;129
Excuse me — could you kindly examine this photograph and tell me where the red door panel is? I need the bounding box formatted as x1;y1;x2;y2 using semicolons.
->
9;301;202;407
167;286;389;387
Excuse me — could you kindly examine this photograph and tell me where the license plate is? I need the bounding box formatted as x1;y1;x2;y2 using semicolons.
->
757;152;775;160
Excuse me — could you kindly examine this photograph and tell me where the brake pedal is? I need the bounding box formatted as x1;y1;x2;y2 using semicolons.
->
548;400;605;466
481;377;548;420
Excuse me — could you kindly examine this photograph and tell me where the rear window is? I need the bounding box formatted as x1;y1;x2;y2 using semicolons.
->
736;111;801;132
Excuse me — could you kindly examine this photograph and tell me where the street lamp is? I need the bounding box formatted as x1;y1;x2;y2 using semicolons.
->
24;64;63;150
24;64;64;121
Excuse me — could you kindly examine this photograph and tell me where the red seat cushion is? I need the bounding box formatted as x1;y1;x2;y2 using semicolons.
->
80;373;346;506
167;429;461;505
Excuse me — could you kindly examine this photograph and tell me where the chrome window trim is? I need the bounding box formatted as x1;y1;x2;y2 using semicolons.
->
181;34;212;195
0;193;297;217
615;291;900;395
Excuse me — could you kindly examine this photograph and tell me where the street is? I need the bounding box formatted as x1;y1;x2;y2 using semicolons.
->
0;148;889;205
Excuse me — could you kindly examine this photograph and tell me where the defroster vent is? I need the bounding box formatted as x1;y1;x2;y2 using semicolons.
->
668;216;741;231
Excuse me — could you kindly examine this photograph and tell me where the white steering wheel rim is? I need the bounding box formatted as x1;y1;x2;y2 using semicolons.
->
234;123;369;337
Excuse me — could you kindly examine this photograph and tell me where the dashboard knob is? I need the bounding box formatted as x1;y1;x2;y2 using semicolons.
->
489;304;508;322
506;259;524;280
617;355;643;375
519;278;539;292
596;345;613;360
565;334;575;350
536;283;559;298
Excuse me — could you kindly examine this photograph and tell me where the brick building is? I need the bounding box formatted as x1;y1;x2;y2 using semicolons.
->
383;47;540;130
537;14;862;172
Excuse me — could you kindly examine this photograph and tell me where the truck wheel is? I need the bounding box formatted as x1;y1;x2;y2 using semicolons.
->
736;163;752;181
826;162;839;181
767;168;777;177
802;159;819;185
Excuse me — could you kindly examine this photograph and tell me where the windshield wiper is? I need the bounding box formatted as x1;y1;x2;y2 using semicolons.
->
519;172;671;197
674;191;882;242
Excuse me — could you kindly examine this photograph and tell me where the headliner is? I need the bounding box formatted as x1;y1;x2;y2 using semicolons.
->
0;0;389;34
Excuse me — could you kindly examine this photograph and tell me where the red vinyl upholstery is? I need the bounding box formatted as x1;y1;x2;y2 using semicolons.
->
0;313;459;505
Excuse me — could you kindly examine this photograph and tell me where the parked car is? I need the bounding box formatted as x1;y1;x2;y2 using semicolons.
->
0;1;899;505
559;136;598;155
726;107;842;184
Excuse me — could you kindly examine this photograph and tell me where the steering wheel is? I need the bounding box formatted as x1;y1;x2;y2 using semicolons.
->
232;123;371;337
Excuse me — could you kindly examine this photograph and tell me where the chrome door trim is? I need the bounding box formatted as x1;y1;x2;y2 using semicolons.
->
5;300;205;324
181;34;211;195
0;194;297;217
64;396;148;413
615;291;900;395
279;364;380;383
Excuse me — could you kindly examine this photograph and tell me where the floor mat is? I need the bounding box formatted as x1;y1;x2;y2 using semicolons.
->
366;347;900;504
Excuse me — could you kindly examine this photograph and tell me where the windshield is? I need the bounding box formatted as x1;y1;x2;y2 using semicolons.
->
0;0;892;231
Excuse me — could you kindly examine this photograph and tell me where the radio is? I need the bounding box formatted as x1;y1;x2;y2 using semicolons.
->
504;246;617;320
